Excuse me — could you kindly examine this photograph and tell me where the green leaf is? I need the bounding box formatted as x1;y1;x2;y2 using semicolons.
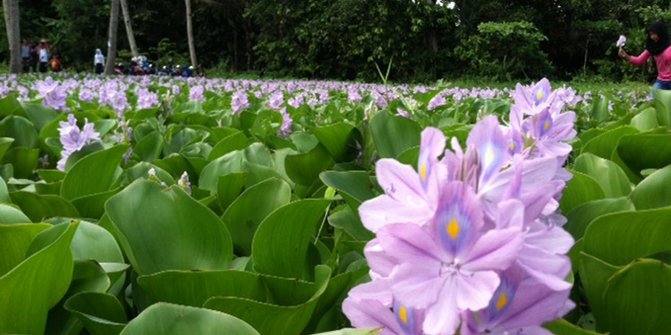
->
583;207;671;266
199;150;245;193
252;199;331;279
209;130;250;160
653;88;671;126
313;122;360;162
64;292;127;335
319;170;377;210
217;172;247;211
0;115;39;148
9;191;79;222
61;145;129;200
0;203;32;223
581;126;638;159
70;220;124;263
565;197;634;239
631;165;671;210
285;144;335;186
222;178;291;256
313;329;381;335
0;222;78;335
105;180;233;275
559;170;605;214
0;223;50;276
604;259;671;334
573;153;631;197
0;94;25;117
328;205;374;241
120;303;259;335
204;265;331;335
617;132;671;173
578;252;620;332
71;187;122;219
630;107;659;132
0;137;14;162
133;131;164;162
2;147;40;179
369;111;422;158
23;103;60;131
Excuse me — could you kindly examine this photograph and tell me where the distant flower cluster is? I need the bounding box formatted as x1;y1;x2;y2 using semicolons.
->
57;113;101;171
343;79;576;335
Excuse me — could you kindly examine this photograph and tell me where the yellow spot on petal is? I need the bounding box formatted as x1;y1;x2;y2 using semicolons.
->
420;163;427;181
398;306;409;325
447;218;460;240
496;292;508;312
543;120;550;131
536;90;543;102
509;142;515;152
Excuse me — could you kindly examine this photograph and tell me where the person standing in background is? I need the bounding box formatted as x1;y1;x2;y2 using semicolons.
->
21;39;31;73
38;39;50;73
94;49;105;74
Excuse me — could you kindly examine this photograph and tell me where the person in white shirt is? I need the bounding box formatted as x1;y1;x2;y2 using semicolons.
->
94;49;105;74
38;39;49;73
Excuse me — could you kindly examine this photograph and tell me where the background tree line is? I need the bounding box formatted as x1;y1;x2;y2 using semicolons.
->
2;0;671;81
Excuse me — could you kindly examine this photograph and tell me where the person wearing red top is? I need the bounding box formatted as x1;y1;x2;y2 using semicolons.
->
619;22;671;90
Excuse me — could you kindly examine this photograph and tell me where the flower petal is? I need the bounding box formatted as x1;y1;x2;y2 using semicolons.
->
422;277;462;335
390;262;443;309
464;227;523;272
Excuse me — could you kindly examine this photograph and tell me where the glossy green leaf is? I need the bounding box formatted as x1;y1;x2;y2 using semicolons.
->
71;187;121;219
120;303;259;335
328;205;374;241
0;94;25;117
64;292;127;335
559;170;605;214
70;220;124;263
0;115;39;148
583;207;671;266
199;150;245;192
0;223;50;276
0;222;78;335
209;130;250;160
369;111;421;158
105;180;233;275
578;252;620;332
222;178;291;255
653;87;671;126
0;203;32;223
23;103;60;131
604;259;671;335
630;107;659;132
2;147;40;179
544;318;602;335
252;199;331;279
313;122;360;162
204;265;331;335
216;172;247;211
61;145;128;200
565;197;634;239
581;126;638;159
631;165;671;210
9;191;79;222
573;153;631;197
133;131;164;162
319;170;377;210
0;137;14;163
285;144;335;186
617;132;671;173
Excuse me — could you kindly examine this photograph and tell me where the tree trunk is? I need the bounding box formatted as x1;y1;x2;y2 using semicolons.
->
105;0;120;75
185;0;197;69
3;0;21;74
119;0;138;58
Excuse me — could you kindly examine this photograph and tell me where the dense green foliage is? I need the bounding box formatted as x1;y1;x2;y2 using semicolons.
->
2;1;671;80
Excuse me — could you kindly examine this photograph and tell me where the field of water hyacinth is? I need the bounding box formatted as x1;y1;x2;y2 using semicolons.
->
0;73;670;335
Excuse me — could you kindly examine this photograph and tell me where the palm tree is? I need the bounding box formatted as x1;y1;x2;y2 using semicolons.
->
185;0;198;69
105;0;120;75
120;0;139;58
3;0;21;73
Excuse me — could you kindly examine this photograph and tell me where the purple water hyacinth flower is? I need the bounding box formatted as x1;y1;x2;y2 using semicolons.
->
57;114;101;170
35;77;68;111
427;94;446;111
378;183;524;334
268;91;284;110
136;88;159;109
189;85;205;102
359;128;446;232
172;85;181;96
78;88;95;103
231;91;249;114
348;88;363;103
462;265;574;335
277;108;293;137
343;280;426;335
